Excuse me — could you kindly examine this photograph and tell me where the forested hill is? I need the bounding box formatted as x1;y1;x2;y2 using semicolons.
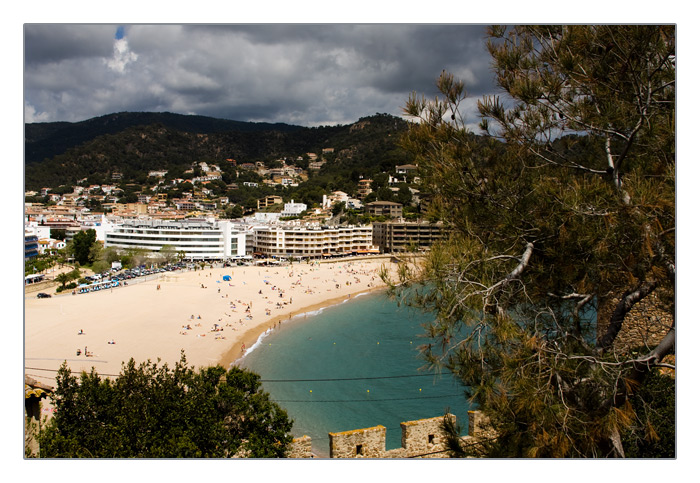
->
24;111;303;166
24;112;411;190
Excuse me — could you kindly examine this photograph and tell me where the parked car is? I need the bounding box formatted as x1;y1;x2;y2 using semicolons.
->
36;293;51;298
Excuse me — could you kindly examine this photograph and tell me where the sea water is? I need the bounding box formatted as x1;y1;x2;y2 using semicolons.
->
240;291;473;457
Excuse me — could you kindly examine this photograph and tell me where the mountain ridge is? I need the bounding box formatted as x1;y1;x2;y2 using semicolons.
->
24;111;412;191
25;111;305;166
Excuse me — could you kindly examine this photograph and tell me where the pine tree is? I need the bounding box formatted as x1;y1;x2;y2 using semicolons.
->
393;25;675;457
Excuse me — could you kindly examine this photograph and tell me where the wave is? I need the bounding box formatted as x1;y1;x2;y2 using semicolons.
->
233;327;273;363
294;307;326;318
235;290;380;363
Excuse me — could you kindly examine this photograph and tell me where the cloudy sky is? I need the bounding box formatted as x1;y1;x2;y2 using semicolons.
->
24;24;497;127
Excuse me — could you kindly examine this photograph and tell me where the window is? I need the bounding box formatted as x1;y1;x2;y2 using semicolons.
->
355;444;363;456
428;434;435;445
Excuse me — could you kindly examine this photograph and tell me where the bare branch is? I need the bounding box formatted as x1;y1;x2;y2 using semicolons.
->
505;242;534;281
633;324;675;368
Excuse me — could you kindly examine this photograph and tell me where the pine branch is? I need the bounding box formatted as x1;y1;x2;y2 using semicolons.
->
598;280;657;353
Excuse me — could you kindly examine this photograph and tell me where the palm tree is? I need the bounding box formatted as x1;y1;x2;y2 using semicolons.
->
55;272;70;289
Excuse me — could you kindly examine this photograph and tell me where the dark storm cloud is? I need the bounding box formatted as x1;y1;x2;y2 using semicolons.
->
24;24;497;126
24;24;117;64
195;24;493;95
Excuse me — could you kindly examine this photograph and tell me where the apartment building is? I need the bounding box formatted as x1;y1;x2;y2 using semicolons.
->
24;232;39;260
372;221;447;253
357;179;373;198
174;200;196;211
365;201;403;219
253;225;374;258
257;195;283;210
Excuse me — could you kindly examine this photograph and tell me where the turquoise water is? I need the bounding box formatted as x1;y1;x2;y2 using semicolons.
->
240;291;473;457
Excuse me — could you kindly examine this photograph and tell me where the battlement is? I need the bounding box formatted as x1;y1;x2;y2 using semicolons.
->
286;410;491;458
287;435;313;458
330;424;388;458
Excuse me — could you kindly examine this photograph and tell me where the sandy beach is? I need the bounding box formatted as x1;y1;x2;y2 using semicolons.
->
24;258;396;384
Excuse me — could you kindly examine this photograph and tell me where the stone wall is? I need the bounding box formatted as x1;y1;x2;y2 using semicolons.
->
286;435;313;458
24;279;57;294
321;411;489;459
398;414;454;456
329;425;387;458
597;291;674;354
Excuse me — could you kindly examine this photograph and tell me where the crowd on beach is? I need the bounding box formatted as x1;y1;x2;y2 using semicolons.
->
25;258;395;378
173;261;385;356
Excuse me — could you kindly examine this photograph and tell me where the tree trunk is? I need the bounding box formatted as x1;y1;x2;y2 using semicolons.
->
598;281;657;353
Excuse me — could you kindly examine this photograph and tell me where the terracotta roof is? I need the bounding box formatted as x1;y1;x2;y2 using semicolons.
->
25;375;53;399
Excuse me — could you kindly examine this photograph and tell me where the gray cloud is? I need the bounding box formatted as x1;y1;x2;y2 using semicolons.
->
24;24;117;64
24;24;497;126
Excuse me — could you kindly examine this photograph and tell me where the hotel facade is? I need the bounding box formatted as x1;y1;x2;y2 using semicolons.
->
253;225;375;258
104;219;376;260
104;219;248;260
372;221;448;253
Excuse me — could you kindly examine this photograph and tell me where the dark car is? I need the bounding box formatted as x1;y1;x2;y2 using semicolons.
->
36;293;51;298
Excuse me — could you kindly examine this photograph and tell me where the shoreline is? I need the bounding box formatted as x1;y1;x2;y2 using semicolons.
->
219;284;387;368
25;258;399;381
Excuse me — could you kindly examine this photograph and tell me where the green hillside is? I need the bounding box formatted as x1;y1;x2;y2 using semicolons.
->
24;112;410;192
24;111;303;167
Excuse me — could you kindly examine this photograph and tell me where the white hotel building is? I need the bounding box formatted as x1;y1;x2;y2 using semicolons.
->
104;219;376;260
104;219;248;260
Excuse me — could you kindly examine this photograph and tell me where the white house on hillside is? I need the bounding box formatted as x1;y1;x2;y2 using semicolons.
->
281;200;307;217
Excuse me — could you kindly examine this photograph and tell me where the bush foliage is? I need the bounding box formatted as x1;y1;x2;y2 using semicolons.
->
38;353;294;458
